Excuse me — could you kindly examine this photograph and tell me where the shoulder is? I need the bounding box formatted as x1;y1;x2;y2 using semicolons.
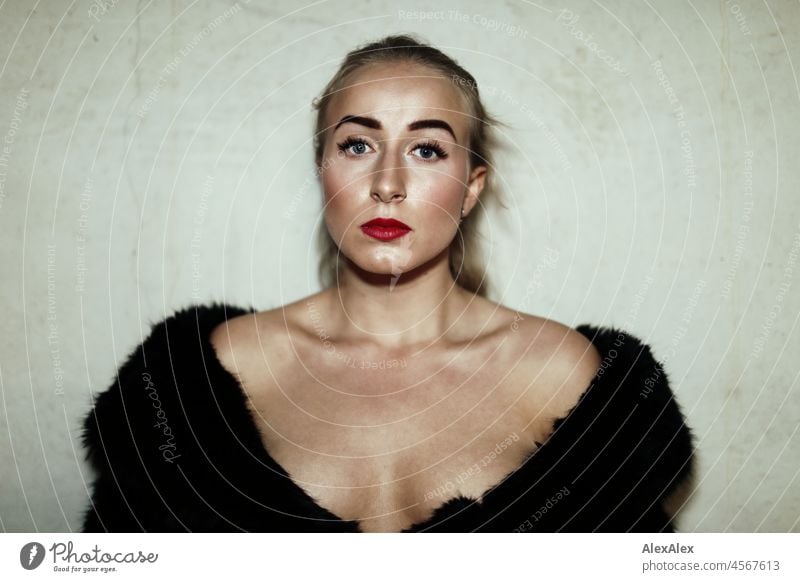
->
493;308;686;434
524;316;603;385
207;297;312;382
115;302;257;364
503;312;603;423
79;301;270;531
511;315;674;402
508;317;696;529
571;322;672;403
83;302;254;446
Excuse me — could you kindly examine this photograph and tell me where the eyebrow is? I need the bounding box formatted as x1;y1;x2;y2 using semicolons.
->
333;115;457;142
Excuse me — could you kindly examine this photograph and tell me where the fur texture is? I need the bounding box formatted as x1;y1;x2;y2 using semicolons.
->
80;302;696;532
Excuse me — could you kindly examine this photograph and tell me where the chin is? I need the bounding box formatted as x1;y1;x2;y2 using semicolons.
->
354;252;417;276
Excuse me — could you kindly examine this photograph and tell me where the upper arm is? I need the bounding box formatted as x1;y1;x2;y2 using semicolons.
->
81;335;161;531
81;316;190;532
590;328;696;531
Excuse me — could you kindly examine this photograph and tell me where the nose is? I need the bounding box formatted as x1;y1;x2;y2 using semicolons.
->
370;145;407;203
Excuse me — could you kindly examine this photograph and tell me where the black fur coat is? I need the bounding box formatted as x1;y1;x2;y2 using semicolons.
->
80;302;695;532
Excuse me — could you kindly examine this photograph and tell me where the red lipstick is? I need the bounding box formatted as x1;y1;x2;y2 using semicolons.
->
360;217;412;241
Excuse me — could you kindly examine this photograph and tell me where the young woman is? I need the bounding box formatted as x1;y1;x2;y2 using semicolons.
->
81;34;695;533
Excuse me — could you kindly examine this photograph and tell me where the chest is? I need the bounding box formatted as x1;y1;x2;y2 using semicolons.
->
237;351;555;532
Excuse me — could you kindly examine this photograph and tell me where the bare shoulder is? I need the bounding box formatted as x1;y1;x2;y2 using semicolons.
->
500;308;603;415
473;298;601;374
528;316;601;385
208;299;311;379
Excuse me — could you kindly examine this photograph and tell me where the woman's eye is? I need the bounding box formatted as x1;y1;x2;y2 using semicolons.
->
337;138;372;156
350;142;368;155
416;146;436;159
413;141;448;161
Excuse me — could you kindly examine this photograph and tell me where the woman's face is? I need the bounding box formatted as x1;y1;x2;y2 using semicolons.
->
318;61;486;279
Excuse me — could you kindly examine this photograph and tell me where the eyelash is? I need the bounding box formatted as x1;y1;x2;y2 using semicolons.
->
336;137;449;161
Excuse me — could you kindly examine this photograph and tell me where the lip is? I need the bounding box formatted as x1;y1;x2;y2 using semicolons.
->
360;217;412;241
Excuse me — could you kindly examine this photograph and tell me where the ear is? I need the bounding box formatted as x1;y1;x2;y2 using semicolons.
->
462;165;487;217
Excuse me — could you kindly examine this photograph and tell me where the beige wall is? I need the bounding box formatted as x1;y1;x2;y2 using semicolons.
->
0;0;798;531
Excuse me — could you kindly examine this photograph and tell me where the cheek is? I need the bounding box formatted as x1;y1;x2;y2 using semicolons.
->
321;167;364;243
411;170;466;220
321;164;347;205
321;157;369;208
321;162;355;217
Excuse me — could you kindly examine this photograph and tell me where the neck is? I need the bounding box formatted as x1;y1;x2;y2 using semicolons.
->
327;248;474;349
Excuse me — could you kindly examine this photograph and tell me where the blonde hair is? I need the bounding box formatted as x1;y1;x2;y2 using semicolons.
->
312;34;507;298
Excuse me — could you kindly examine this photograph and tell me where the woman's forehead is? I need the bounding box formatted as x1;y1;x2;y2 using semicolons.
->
327;65;471;134
345;64;462;102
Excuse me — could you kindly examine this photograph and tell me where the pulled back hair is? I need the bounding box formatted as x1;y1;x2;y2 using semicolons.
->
311;33;507;298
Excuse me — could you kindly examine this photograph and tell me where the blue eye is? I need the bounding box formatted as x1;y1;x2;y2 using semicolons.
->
337;137;371;156
413;140;448;162
414;140;447;162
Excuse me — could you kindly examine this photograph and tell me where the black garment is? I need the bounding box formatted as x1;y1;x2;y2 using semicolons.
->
80;302;695;532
